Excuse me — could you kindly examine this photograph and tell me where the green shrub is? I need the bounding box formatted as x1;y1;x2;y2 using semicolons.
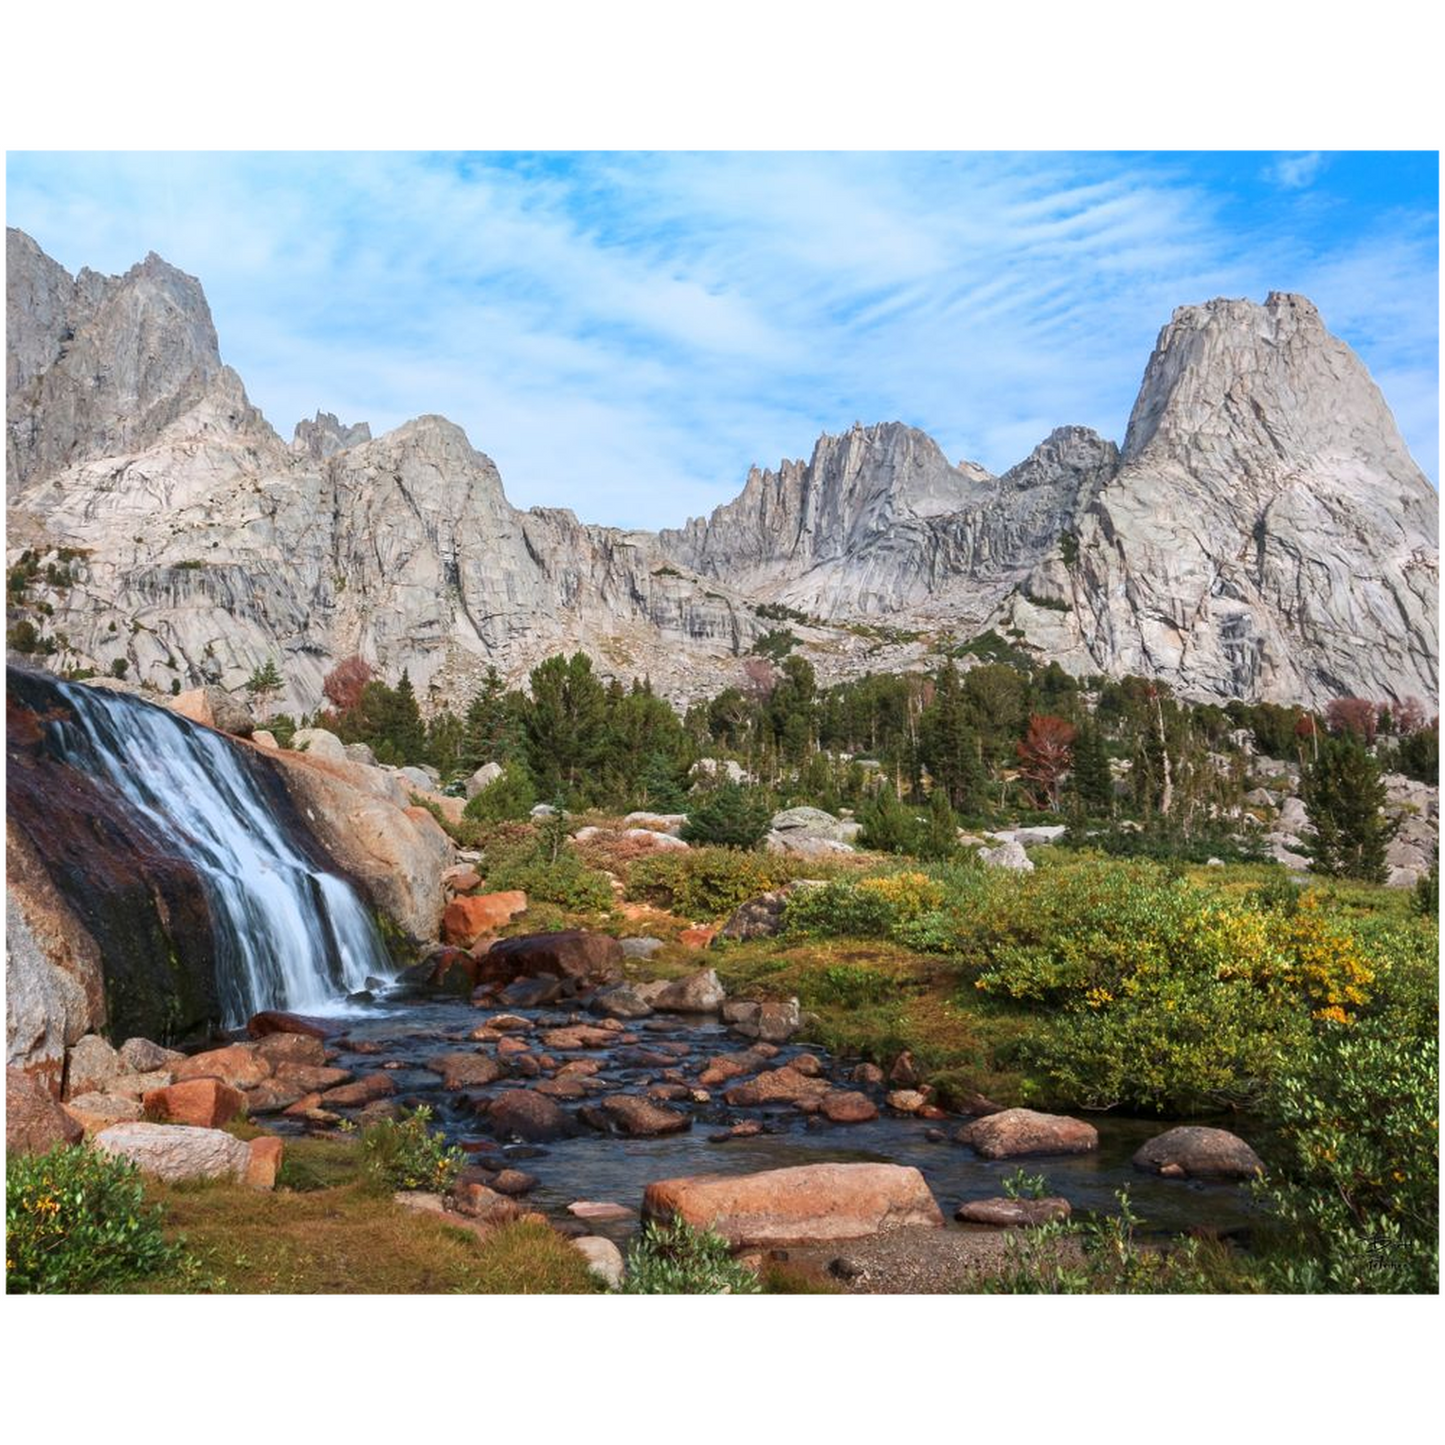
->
1412;851;1438;918
785;871;945;940
7;1144;184;1293
1001;1167;1049;1200
680;782;773;848
361;1106;464;1193
617;1215;761;1294
483;837;614;912
960;863;1375;1112
627;848;787;918
1255;1021;1438;1293
463;763;537;823
1062;822;1267;864
802;963;894;1008
751;628;799;660
985;1189;1238;1294
856;786;921;854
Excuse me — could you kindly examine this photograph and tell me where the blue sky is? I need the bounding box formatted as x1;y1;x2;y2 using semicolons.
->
6;150;1438;527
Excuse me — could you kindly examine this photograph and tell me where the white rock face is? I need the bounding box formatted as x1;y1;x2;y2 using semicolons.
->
1027;294;1439;707
7;231;1436;712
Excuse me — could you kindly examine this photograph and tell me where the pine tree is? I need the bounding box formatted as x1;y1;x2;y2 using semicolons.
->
1070;718;1113;816
524;652;609;804
462;667;521;771
462;762;537;822
424;708;466;779
680;781;773;848
916;787;959;861
857;784;920;855
390;670;426;764
245;658;284;717
1302;734;1398;882
919;662;984;812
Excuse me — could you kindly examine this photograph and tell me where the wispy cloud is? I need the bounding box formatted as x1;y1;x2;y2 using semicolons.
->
6;151;1436;526
1268;151;1327;189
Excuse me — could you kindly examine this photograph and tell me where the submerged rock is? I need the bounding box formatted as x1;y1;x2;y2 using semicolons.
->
246;1010;341;1041
424;1052;507;1090
589;984;656;1019
487;1088;576;1142
723;1067;829;1106
954;1196;1072;1227
821;1090;879;1124
599;1095;691;1137
722;998;801;1043
651;968;726;1013
482;931;624;988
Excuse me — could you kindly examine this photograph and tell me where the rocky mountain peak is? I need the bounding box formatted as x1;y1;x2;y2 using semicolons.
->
292;410;372;460
6;229;228;491
1000;426;1118;492
1121;290;1427;499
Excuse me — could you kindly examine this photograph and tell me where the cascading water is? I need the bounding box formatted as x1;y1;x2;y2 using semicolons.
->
45;680;394;1025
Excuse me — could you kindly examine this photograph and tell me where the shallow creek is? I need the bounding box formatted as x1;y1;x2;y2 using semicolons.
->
261;992;1259;1243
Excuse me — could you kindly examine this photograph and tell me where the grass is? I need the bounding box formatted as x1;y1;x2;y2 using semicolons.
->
138;1136;601;1294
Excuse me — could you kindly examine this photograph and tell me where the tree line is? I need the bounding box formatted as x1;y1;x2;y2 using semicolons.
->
248;649;1435;883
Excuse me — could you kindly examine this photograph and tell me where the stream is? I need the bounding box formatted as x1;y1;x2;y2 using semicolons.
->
260;991;1261;1243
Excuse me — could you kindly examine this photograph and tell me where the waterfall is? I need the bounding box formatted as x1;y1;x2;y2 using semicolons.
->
45;681;394;1025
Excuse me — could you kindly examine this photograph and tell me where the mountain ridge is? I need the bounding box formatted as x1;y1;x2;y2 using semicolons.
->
5;229;1437;711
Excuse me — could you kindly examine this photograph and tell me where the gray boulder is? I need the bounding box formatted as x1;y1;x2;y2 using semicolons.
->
955;1196;1072;1227
652;968;726;1013
722;891;790;940
979;840;1034;872
94;1121;252;1182
465;762;504;799
1132;1125;1263;1181
292;727;348;762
